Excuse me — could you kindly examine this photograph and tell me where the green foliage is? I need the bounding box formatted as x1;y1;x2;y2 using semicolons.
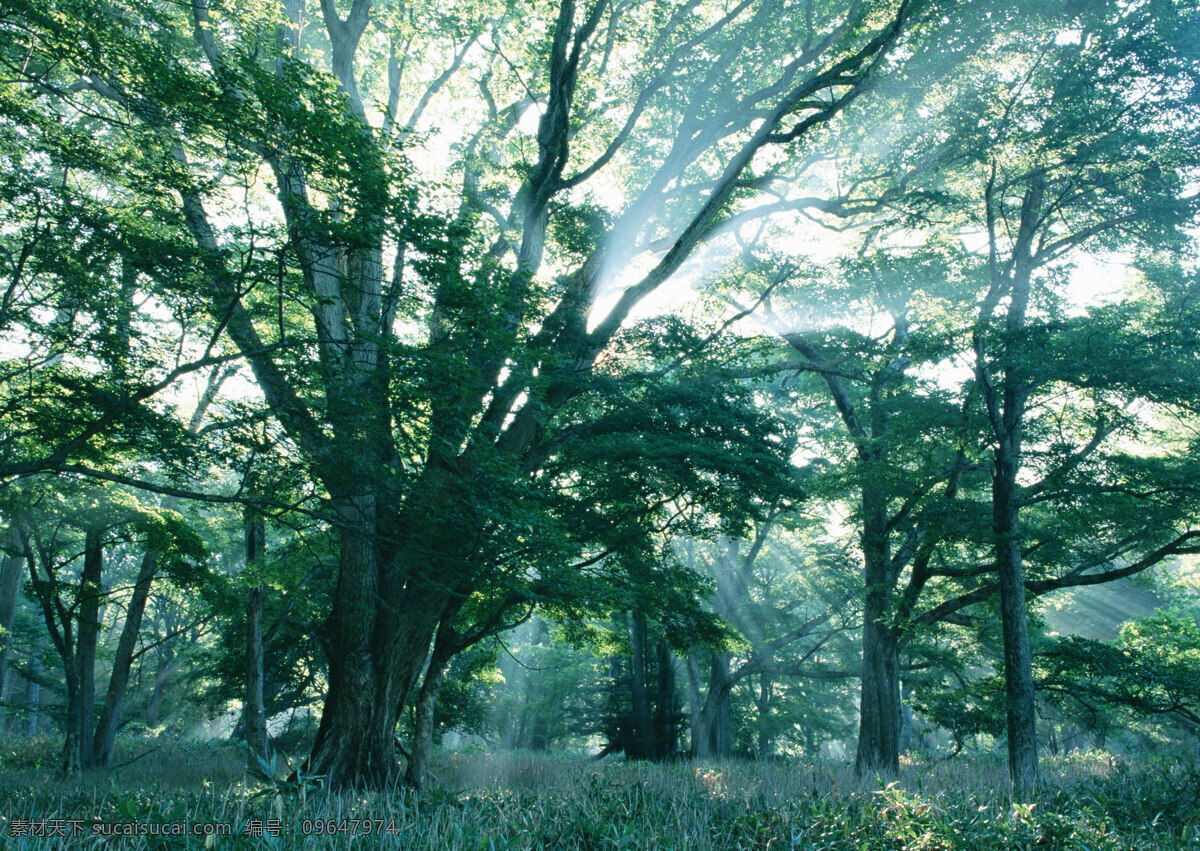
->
2;746;1199;848
1040;611;1200;737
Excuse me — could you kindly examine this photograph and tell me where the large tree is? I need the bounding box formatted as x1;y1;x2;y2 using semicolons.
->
0;0;948;786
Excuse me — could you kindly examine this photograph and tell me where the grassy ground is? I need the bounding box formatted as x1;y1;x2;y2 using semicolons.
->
1;737;1198;849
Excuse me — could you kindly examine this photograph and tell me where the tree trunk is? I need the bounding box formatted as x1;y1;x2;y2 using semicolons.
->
245;509;265;566
25;655;40;735
898;681;913;753
245;585;270;772
61;661;82;776
628;612;654;759
855;482;900;776
243;504;270;772
405;612;460;789
709;654;733;758
653;638;676;758
756;674;772;758
686;652;710;759
0;528;26;719
305;501;449;788
76;529;103;770
93;548;157;768
979;170;1043;798
687;649;733;759
994;442;1038;795
857;620;900;774
306;500;401;787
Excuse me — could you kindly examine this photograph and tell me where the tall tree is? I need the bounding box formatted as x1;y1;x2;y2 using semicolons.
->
956;0;1200;793
0;0;936;787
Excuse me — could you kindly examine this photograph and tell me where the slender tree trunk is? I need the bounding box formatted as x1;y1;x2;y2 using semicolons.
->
994;440;1038;795
898;681;913;753
245;509;265;565
243;505;270;771
144;657;175;728
93;549;157;768
709;653;733;758
686;652;711;759
25;656;40;735
856;482;900;775
979;170;1044;798
76;529;103;770
245;585;270;772
405;659;445;789
0;528;26;718
756;674;772;758
61;663;82;776
405;611;460;789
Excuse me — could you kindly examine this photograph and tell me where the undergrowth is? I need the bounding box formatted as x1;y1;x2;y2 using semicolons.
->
0;739;1197;849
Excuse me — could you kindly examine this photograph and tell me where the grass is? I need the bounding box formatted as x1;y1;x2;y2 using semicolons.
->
0;737;1198;849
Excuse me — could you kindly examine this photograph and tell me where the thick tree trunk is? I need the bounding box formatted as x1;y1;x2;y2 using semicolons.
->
687;649;733;759
93;548;157;768
709;653;733;757
994;443;1038;795
307;498;396;786
76;529;103;770
245;585;270;772
628;612;654;759
653;639;676;758
0;529;26;718
857;618;900;774
305;499;449;788
855;483;900;776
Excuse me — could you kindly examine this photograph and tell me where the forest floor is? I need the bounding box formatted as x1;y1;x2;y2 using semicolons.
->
0;737;1198;849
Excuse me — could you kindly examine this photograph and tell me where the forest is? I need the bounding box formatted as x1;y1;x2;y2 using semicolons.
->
0;0;1199;847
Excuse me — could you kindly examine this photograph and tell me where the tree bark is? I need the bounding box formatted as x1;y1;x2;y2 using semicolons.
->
756;674;773;758
144;651;179;728
0;527;26;719
687;648;733;759
92;548;157;768
305;498;450;788
628;612;654;759
653;638;676;758
898;681;913;753
61;659;82;776
405;614;459;789
245;585;270;772
76;529;103;770
977;171;1045;797
686;652;710;759
994;441;1038;795
709;652;733;757
855;482;900;776
24;655;40;735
